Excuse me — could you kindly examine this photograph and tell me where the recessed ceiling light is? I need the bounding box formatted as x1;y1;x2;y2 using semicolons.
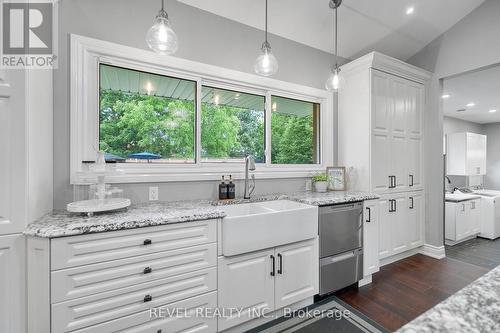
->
442;94;450;99
406;7;415;15
466;102;475;107
489;109;497;113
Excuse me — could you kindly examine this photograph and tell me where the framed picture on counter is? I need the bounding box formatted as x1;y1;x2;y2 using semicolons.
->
327;166;346;191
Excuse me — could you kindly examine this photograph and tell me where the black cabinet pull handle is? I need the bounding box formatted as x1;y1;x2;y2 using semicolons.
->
143;267;152;274
143;239;152;245
270;255;275;276
409;174;414;187
366;207;371;222
143;294;153;302
394;199;397;212
277;253;283;274
409;197;414;209
388;176;393;188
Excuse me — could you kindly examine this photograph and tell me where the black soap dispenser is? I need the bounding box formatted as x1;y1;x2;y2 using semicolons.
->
227;175;236;199
218;176;228;200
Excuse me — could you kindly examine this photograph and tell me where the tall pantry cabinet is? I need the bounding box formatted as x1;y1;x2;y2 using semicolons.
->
338;52;431;272
0;68;53;333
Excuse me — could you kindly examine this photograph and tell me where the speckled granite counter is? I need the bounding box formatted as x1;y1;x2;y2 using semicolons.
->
25;191;379;238
397;265;500;333
24;201;224;238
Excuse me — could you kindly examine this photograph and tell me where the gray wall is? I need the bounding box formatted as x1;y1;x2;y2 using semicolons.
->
54;0;344;209
482;123;500;190
407;0;500;247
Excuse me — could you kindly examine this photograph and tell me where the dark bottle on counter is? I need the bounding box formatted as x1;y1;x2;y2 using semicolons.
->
227;175;236;199
219;176;228;200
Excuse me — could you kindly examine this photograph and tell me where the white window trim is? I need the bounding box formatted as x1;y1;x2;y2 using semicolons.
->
70;34;334;184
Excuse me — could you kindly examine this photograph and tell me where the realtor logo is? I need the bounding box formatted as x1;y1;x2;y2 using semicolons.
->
1;0;58;69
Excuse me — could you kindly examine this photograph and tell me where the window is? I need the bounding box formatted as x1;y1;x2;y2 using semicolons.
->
271;96;320;164
71;35;333;183
99;64;196;163
201;86;265;163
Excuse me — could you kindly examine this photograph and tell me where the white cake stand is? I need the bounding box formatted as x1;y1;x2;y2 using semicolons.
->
67;198;131;216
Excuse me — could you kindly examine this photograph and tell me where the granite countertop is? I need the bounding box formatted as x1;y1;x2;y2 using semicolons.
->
25;190;379;238
397;265;500;333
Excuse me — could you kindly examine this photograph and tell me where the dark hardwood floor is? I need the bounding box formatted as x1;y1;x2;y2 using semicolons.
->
335;242;498;332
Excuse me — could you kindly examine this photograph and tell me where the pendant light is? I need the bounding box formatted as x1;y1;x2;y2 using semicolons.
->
146;0;178;55
325;0;342;91
254;0;278;76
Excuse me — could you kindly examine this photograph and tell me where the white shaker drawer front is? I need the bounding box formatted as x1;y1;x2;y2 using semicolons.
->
52;267;217;333
51;220;217;270
51;243;217;303
70;291;217;333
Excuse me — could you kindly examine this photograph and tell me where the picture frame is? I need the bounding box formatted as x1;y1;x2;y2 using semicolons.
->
326;166;346;191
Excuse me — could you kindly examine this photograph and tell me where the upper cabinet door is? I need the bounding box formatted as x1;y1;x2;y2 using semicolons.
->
372;69;392;135
407;82;424;137
407;137;423;189
391;78;408;137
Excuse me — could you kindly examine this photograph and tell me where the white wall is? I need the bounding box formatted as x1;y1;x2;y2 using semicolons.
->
407;0;500;247
54;0;344;209
482;123;500;190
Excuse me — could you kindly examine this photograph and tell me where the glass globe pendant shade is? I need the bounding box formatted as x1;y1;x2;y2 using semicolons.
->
146;11;178;55
325;68;340;91
254;42;278;77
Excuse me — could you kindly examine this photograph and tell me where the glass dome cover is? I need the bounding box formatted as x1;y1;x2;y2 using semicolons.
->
146;9;178;55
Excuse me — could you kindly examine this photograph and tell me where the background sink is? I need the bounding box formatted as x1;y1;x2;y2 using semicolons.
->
221;200;318;256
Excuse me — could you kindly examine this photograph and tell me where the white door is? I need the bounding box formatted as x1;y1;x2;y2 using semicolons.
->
406;82;423;137
371;70;392;192
407;137;423;189
469;199;481;234
363;200;379;276
0;234;25;333
378;197;391;259
477;135;487;174
407;192;424;248
390;134;408;191
274;239;318;309
0;69;27;235
391;194;409;255
455;202;468;240
218;249;275;331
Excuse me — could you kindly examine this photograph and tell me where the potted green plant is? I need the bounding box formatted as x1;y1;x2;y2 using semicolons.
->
312;173;329;193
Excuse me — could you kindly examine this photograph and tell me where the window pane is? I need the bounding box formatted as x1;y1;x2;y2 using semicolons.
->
99;64;196;163
201;86;265;163
271;96;320;164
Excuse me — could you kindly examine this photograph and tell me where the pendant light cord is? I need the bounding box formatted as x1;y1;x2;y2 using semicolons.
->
161;0;165;11
334;5;338;67
265;0;268;43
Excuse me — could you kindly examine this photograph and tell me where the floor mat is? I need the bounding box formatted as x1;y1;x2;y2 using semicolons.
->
247;296;389;333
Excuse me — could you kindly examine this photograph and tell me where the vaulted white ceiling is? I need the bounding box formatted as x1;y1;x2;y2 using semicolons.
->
178;0;485;61
443;64;500;124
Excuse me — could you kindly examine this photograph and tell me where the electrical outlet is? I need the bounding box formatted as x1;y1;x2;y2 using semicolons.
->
149;186;159;201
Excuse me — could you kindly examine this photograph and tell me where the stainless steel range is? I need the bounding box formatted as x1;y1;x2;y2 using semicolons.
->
318;202;364;295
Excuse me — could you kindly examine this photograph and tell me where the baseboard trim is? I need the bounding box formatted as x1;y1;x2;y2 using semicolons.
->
445;234;478;246
419;243;446;259
380;247;422;267
358;275;372;287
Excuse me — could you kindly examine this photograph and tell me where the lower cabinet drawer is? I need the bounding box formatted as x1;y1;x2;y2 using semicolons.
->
51;243;217;303
51;220;217;270
52;268;217;333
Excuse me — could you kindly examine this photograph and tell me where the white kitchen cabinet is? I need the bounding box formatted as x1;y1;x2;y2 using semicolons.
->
447;132;487;176
378;191;424;259
274;239;318;309
407;192;424;248
218;249;276;331
390;194;409;255
218;238;318;331
339;53;428;195
363;200;380;276
445;199;481;244
0;234;25;333
27;220;218;333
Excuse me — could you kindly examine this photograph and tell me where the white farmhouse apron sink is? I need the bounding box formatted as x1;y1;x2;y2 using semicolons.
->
221;200;318;256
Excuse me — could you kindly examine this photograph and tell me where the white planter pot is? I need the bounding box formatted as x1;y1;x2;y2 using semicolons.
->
314;181;328;193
